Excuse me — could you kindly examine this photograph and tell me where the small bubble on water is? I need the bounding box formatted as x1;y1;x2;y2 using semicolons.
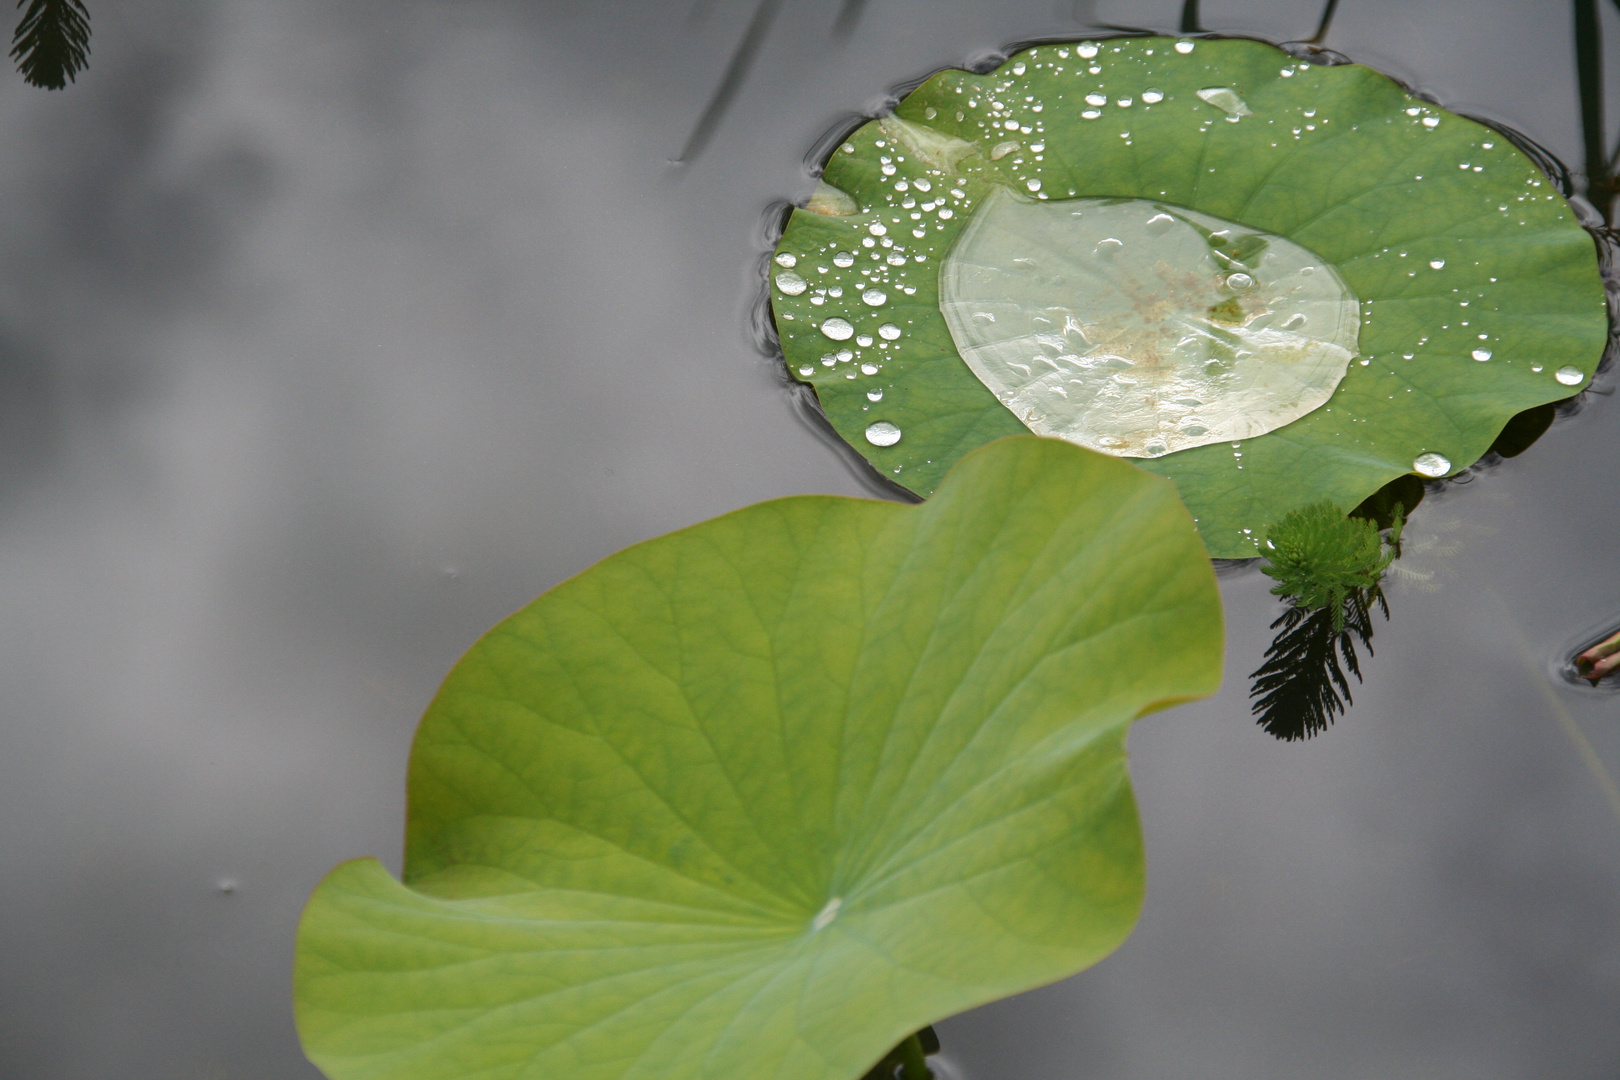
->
775;271;807;295
1471;348;1492;361
833;251;855;267
865;421;902;446
1413;452;1451;477
1555;365;1585;385
878;323;902;340
774;252;797;268
820;318;854;341
1226;272;1255;291
862;288;887;306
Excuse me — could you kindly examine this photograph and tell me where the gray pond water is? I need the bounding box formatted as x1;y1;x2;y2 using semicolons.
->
0;1;1615;1077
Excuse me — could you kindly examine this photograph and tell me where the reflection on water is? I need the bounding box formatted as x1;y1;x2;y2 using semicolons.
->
1250;581;1388;741
9;0;91;90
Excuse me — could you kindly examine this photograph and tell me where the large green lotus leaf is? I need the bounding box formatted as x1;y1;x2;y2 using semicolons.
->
294;436;1222;1080
770;37;1607;557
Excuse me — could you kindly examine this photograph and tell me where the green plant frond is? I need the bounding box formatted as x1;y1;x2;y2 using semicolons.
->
10;0;90;90
1261;500;1402;630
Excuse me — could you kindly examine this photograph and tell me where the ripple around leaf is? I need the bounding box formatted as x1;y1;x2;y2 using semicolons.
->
293;436;1224;1080
770;37;1607;557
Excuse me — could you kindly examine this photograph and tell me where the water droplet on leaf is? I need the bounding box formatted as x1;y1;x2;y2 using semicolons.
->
865;421;902;446
1413;452;1451;477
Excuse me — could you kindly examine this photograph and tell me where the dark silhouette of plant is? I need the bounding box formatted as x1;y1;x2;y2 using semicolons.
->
10;0;90;90
1250;584;1386;741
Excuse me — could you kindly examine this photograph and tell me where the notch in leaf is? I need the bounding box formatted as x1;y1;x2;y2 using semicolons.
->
10;0;90;90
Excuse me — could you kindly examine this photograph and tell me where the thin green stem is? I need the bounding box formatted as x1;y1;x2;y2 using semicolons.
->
1308;0;1341;44
1178;0;1203;34
897;1034;932;1080
1574;0;1617;221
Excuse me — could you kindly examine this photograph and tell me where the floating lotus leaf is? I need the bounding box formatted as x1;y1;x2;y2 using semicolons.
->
770;37;1607;557
293;436;1224;1080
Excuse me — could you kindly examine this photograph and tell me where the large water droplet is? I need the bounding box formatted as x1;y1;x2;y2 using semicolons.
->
1174;40;1195;53
1429;259;1445;269
1142;89;1165;104
1085;92;1107;107
774;252;797;268
775;271;807;295
1196;87;1252;118
939;189;1359;458
878;323;902;340
867;388;883;401
1471;348;1492;361
1413;452;1451;477
820;318;855;341
1078;42;1100;58
1556;365;1585;385
833;251;855;268
865;421;902;446
862;288;887;306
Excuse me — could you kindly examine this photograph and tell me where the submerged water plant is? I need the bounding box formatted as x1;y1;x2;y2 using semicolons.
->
293;436;1223;1080
1249;500;1402;739
770;36;1607;557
